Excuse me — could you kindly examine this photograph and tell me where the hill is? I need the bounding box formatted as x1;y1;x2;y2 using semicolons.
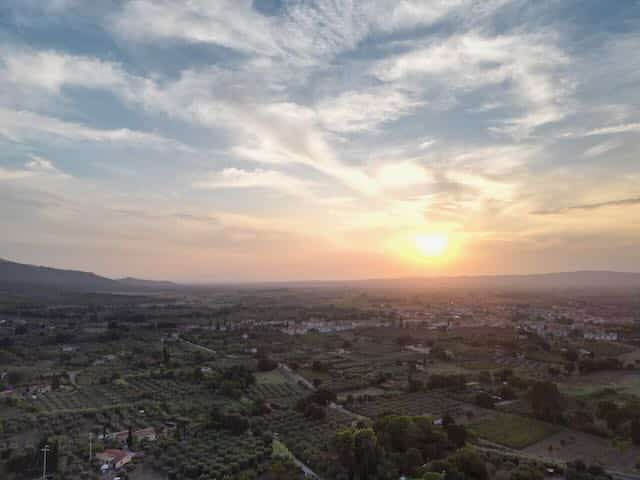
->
0;259;176;292
0;258;120;291
2;257;639;292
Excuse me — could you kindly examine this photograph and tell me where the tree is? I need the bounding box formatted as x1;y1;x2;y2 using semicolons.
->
333;427;379;480
221;413;250;435
499;385;516;401
564;349;579;362
162;344;170;366
631;419;640;445
257;355;278;372
475;392;494;409
353;428;379;479
404;447;424;475
442;413;455;427
448;448;488;480
530;382;564;423
303;403;326;420
510;464;544;480
334;429;356;479
446;424;467;448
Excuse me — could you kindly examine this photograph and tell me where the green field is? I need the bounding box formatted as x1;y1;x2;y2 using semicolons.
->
560;372;640;399
272;439;293;459
470;413;559;449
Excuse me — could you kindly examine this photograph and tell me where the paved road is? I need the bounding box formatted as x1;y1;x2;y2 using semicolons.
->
279;364;315;391
178;336;217;354
329;402;368;422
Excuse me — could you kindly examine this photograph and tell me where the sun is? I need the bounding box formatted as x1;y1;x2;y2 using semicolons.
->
415;233;449;257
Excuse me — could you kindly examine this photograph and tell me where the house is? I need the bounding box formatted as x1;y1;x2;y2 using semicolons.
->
96;449;133;469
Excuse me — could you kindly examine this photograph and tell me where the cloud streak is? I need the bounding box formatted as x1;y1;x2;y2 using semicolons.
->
0;108;191;150
533;196;640;215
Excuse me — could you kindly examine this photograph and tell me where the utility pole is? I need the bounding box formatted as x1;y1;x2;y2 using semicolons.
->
41;445;49;480
88;433;93;461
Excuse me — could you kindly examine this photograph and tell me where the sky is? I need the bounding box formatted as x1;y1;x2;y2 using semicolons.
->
0;0;639;282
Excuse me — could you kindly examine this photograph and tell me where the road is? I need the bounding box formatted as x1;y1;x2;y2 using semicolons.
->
178;336;217;355
279;363;315;391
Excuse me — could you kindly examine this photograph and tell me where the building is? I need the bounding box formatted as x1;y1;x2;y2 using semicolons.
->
96;449;133;470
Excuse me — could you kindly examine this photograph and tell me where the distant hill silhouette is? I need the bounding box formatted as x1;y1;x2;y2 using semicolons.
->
1;258;639;292
0;258;174;291
116;277;177;289
348;271;640;290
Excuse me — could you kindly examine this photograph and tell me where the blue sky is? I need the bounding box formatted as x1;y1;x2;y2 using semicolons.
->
1;0;639;281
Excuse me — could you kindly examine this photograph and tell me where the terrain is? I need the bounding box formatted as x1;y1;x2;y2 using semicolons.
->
0;259;639;479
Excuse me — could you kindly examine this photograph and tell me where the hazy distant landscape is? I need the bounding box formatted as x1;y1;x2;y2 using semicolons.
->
1;259;640;479
4;258;640;292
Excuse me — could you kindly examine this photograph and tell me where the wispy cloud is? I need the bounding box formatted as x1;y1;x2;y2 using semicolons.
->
584;140;621;158
583;123;640;136
1;48;134;93
374;32;571;137
533;196;640;215
316;87;423;133
0;108;191;150
193;168;314;200
0;155;69;181
111;0;478;67
1;1;639;279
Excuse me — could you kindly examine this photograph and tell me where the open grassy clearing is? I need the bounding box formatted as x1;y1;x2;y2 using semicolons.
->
272;439;294;459
560;371;640;398
470;413;559;449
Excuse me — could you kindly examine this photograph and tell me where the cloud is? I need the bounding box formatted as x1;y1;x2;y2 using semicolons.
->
418;138;436;150
374;161;433;189
0;108;190;150
1;49;376;194
583;123;640;136
374;32;571;137
316;87;423;133
584;140;622;158
533;196;640;215
1;48;134;93
0;155;69;181
193;168;314;199
111;0;478;67
221;101;379;195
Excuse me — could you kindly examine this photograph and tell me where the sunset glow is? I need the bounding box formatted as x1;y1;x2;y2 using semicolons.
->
0;1;638;282
415;234;449;257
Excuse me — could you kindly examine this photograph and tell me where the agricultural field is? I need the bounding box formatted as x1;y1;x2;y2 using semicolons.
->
470;413;560;449
348;391;492;424
254;408;354;478
28;378;207;414
560;370;640;398
150;428;272;478
249;380;309;408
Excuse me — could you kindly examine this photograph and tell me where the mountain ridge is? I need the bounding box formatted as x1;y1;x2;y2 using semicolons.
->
0;259;174;291
1;258;640;291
